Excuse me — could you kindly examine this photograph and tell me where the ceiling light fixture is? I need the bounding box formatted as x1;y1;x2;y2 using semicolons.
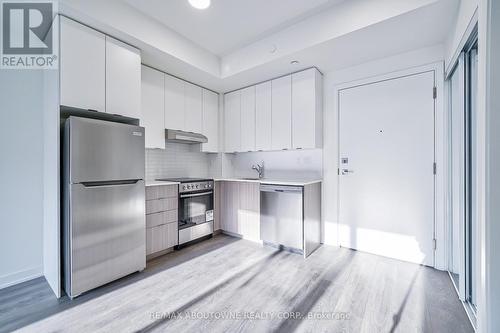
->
188;0;211;10
291;60;300;65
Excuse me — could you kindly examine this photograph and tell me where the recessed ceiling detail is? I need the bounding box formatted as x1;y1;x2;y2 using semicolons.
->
61;0;458;92
124;0;346;56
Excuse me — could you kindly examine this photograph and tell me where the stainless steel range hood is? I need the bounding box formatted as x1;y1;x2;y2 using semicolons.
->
165;129;208;144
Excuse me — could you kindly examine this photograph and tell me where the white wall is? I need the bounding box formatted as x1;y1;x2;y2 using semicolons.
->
477;0;500;331
0;70;45;289
445;0;478;72
322;45;445;246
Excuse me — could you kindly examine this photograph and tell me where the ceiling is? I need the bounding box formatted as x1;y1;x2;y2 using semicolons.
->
61;0;458;92
123;0;346;56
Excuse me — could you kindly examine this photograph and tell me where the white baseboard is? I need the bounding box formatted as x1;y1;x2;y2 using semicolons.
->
0;267;43;290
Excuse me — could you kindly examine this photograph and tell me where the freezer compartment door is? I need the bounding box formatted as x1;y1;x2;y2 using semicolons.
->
67;116;145;183
260;186;303;250
66;181;145;297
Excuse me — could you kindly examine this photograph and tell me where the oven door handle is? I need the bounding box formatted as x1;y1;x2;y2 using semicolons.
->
180;191;213;199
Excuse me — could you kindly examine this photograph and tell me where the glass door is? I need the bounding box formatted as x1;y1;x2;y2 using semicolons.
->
448;34;478;324
179;191;214;227
449;53;466;297
465;43;478;313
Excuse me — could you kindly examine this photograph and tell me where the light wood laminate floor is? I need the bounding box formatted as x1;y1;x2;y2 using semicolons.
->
0;235;473;333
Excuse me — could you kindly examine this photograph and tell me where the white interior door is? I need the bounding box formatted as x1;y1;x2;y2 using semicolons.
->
339;71;435;266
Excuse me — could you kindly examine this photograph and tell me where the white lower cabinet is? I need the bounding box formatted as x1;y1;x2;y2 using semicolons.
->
220;181;239;233
214;181;222;231
216;180;321;256
145;185;179;257
219;181;260;241
238;182;260;241
146;223;178;255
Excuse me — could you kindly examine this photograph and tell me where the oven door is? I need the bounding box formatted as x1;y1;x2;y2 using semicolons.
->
179;191;214;227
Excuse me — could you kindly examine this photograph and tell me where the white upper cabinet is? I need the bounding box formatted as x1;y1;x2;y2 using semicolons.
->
141;66;165;149
105;36;141;119
60;16;105;112
222;68;322;152
164;74;185;130
292;68;323;149
240;86;256;152
60;18;141;119
184;83;203;133
202;89;219;153
224;91;241;153
255;81;272;151
271;75;292;150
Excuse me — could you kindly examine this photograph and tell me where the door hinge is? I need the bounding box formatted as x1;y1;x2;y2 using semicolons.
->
433;87;437;99
433;239;437;250
433;162;437;175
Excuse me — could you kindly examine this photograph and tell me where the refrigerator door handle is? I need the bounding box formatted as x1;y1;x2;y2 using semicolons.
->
80;179;142;188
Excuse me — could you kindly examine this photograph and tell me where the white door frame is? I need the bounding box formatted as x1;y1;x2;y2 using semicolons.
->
333;62;446;269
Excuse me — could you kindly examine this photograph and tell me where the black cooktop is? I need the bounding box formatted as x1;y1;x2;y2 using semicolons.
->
156;178;213;183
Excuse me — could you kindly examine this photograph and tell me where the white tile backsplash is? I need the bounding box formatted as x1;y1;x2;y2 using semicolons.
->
224;149;323;179
146;143;323;181
145;142;219;180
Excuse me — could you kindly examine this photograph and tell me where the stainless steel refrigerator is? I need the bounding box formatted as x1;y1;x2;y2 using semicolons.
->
63;116;146;298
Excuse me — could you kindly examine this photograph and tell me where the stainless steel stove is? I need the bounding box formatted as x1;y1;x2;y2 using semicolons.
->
156;178;214;246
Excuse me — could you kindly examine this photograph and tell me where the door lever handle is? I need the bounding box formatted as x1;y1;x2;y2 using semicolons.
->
341;169;354;175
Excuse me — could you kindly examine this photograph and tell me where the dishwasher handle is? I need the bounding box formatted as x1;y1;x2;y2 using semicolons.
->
260;184;303;193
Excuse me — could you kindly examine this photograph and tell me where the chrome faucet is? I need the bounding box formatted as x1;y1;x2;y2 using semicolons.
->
252;161;265;179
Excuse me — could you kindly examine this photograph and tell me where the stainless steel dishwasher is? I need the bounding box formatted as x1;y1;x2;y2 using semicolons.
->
260;184;303;251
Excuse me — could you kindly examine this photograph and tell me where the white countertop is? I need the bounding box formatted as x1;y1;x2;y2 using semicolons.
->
146;178;322;187
145;180;180;187
214;178;322;186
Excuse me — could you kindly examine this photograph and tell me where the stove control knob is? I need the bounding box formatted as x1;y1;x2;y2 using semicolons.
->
183;185;187;190
209;184;212;188
205;184;208;188
187;185;191;189
196;184;199;189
